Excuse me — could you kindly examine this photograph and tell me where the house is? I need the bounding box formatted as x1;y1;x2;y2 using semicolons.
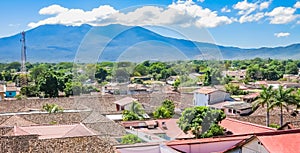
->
223;102;253;115
209;101;253;116
0;85;5;101
278;121;300;130
121;119;195;140
127;84;151;94
222;70;246;80
5;83;17;98
166;76;179;85
7;123;97;139
282;83;300;89
266;81;281;89
193;88;232;106
114;97;138;111
225;129;300;153
242;92;260;103
283;74;299;82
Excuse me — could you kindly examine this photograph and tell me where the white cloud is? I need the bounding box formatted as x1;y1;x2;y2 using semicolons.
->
239;12;264;23
221;6;231;13
232;0;271;23
274;32;290;38
39;4;69;15
233;0;257;15
28;1;233;28
260;1;271;10
297;20;300;24
265;7;297;24
294;1;300;8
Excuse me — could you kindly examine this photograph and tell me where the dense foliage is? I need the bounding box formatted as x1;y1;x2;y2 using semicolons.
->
122;101;145;121
153;99;175;119
121;134;142;144
1;58;300;98
42;103;63;113
178;106;226;138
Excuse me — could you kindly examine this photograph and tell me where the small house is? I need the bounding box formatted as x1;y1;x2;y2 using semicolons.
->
114;97;137;111
193;87;233;106
5;83;17;98
223;102;253;115
0;85;5;101
166;76;179;85
222;70;246;80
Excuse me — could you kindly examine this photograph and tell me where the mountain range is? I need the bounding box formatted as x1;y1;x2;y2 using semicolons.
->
0;24;300;63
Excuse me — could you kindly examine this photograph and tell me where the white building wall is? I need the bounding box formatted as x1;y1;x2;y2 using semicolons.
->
242;138;269;153
193;93;209;106
209;91;231;104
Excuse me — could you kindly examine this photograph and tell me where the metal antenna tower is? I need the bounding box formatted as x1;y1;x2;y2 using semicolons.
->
20;31;27;86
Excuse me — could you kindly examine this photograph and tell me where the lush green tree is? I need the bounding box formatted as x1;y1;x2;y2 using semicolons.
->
38;71;60;97
6;62;21;71
178;106;226;138
162;99;175;116
122;101;145;121
20;84;39;97
129;101;145;117
95;67;108;83
2;71;12;81
224;83;247;95
122;110;140;121
204;70;211;86
269;86;295;126
134;64;148;76
253;86;274;127
30;64;49;83
64;81;83;96
153;106;171;119
42;103;63;113
285;62;298;75
173;78;180;91
121;134;142;144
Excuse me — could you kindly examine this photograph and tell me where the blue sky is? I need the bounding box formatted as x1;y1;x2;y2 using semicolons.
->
1;0;300;48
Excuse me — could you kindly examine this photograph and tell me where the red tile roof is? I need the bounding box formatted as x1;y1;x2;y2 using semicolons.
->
0;115;37;127
11;123;96;139
220;118;276;135
257;131;300;153
114;97;137;106
242;92;260;99
194;88;218;94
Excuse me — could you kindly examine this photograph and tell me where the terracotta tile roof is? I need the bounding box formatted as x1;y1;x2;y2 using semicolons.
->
209;101;232;109
193;88;218;94
114;97;137;106
242;92;260;99
0;115;37;127
220;118;276;135
6;87;17;91
257;130;300;153
10;123;96;139
0;85;5;92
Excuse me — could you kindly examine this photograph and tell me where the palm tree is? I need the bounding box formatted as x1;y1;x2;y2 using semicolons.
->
130;101;145;117
253;86;274;127
269;86;294;126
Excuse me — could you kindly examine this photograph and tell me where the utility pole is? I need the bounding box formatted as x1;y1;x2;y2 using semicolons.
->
20;31;27;86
